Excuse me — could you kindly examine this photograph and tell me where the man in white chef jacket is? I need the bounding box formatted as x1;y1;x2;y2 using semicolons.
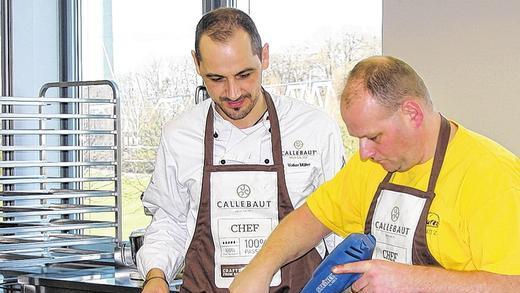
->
137;7;345;293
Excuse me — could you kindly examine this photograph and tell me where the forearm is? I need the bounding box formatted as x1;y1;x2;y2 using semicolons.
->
245;203;330;277
414;267;520;293
136;211;188;281
338;259;520;293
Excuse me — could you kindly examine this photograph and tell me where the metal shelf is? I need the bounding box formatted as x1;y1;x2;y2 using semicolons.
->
0;96;115;104
0;219;117;234
0;176;116;185
0;146;116;151
0;248;114;268
0;113;116;120
0;204;116;217
0;129;117;135
0;189;116;201
1;80;122;270
0;234;116;252
0;161;116;168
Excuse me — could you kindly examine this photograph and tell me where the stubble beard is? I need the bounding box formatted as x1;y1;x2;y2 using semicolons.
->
218;93;257;121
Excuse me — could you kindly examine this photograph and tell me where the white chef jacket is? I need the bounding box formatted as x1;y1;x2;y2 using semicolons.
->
136;94;345;281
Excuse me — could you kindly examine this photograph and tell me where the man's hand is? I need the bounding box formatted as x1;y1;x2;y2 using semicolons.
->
142;268;169;293
333;259;419;293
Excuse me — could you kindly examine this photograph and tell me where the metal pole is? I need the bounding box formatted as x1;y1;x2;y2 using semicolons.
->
1;0;14;196
1;0;12;96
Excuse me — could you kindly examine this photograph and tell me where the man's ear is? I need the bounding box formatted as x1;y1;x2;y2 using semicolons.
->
400;99;424;128
261;43;269;70
191;50;201;75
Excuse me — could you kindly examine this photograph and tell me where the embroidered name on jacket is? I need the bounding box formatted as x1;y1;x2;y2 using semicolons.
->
282;150;318;156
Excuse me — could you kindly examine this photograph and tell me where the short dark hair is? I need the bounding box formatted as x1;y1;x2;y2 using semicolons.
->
194;7;262;62
344;56;432;111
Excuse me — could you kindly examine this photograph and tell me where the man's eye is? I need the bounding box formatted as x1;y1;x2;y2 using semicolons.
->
238;73;250;79
210;77;223;82
368;135;379;142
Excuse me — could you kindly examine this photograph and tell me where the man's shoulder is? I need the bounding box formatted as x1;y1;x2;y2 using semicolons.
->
448;124;519;186
452;125;517;165
162;99;211;135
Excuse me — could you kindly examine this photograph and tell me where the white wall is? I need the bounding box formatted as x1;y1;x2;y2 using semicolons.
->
383;0;519;155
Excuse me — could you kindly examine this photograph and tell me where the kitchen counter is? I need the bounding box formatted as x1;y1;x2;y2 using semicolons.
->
14;263;181;293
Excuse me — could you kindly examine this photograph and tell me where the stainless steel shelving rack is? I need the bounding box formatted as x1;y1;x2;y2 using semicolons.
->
0;80;121;274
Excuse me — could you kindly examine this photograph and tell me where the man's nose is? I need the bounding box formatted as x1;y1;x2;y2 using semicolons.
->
226;79;240;100
359;138;375;161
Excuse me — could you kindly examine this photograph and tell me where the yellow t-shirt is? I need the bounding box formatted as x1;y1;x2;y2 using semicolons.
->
307;122;520;274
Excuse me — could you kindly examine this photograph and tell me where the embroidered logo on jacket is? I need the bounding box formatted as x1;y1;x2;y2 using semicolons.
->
283;139;318;164
426;213;440;228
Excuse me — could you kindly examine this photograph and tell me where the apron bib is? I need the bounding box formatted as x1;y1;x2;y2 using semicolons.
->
181;91;322;292
364;115;451;266
211;170;281;288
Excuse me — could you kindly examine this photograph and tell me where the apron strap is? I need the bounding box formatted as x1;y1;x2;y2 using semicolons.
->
427;115;451;193
204;108;215;167
263;89;284;166
381;171;394;184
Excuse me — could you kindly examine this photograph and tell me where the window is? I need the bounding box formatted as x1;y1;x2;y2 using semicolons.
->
81;0;202;239
81;1;381;240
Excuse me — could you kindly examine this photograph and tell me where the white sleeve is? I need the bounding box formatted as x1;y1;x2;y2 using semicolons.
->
320;121;345;182
136;131;189;282
319;120;346;251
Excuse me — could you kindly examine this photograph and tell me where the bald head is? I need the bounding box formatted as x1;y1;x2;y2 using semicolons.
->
342;56;432;112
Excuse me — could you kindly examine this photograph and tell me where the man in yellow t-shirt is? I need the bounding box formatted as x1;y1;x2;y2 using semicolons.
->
230;56;520;292
310;123;519;273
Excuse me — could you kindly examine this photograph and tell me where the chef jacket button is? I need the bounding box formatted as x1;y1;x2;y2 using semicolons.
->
213;132;218;138
220;159;226;165
268;127;271;133
264;159;270;164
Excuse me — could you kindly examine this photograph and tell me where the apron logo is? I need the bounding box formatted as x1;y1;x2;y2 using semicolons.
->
427;213;440;228
216;185;272;209
391;206;400;222
294;140;304;149
236;184;251;198
221;264;246;278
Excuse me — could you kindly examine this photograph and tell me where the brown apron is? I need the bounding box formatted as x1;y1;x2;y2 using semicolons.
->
364;115;450;266
181;91;322;292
